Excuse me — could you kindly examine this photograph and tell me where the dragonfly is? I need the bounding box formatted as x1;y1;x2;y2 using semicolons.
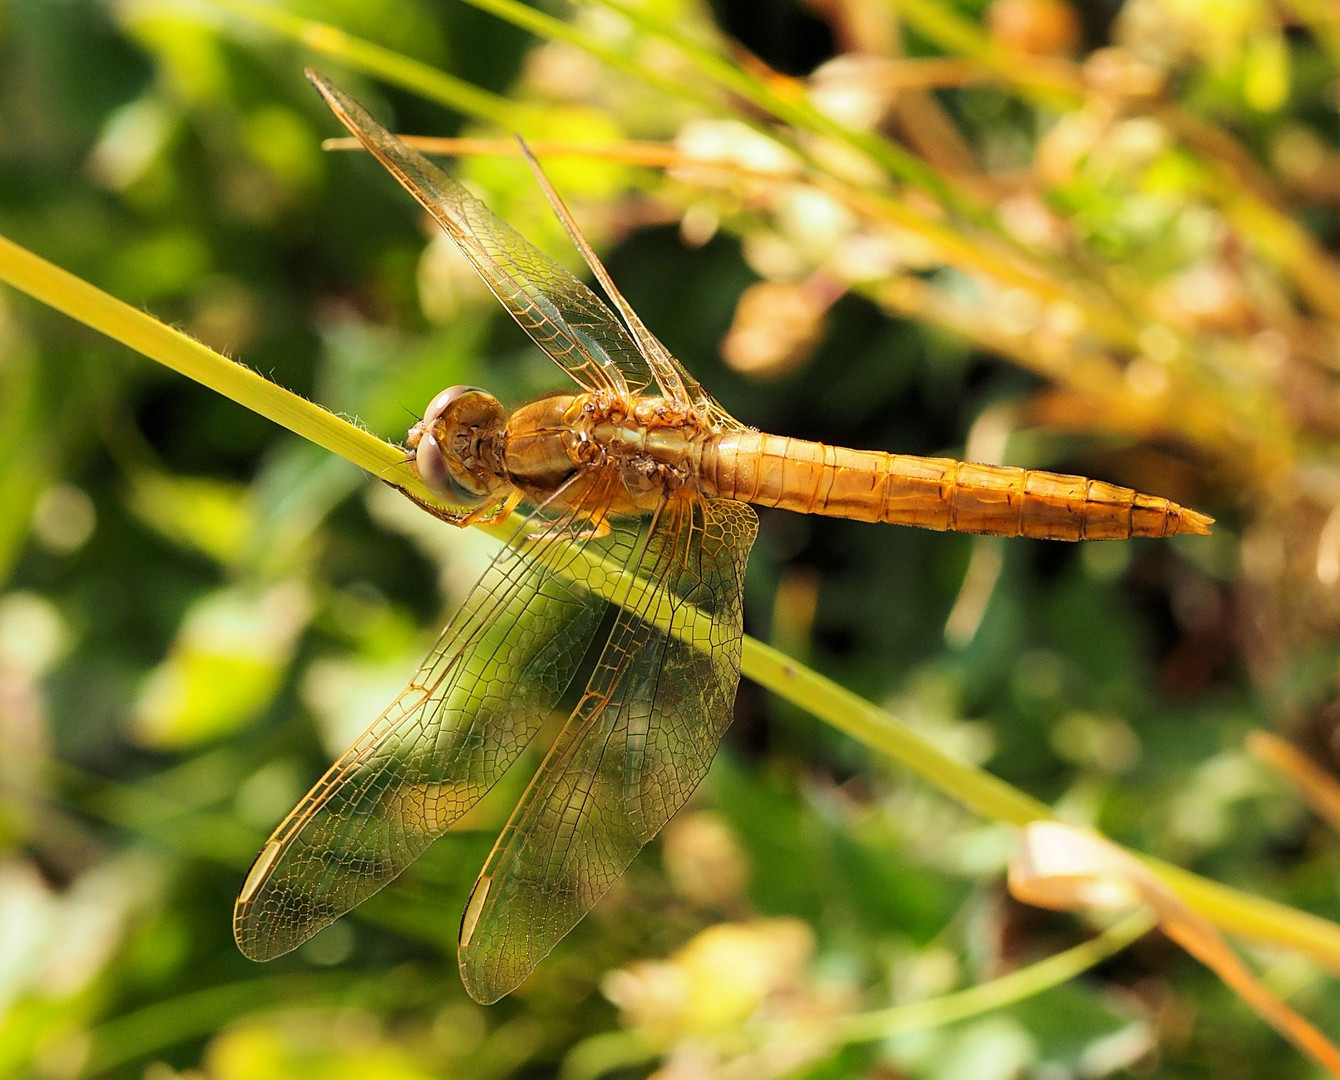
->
234;70;1213;1004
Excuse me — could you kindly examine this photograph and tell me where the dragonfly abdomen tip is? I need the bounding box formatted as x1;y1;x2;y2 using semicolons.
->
1172;506;1214;536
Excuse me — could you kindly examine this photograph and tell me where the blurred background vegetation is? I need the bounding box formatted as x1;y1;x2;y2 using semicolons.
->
4;0;1340;1076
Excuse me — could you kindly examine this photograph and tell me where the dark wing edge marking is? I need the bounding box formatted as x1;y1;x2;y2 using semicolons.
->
233;473;638;961
456;497;758;1003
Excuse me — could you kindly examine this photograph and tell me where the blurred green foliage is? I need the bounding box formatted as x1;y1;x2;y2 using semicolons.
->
3;0;1340;1077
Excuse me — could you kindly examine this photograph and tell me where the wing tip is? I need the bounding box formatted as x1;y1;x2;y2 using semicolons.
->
457;876;520;1004
460;975;510;1006
458;951;521;1006
232;910;274;963
304;67;334;100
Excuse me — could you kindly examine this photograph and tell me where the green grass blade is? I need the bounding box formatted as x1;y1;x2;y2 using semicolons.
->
832;912;1155;1043
204;0;521;127
0;231;428;505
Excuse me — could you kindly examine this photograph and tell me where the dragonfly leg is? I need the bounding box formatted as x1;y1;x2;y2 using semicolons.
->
387;481;480;526
528;511;613;543
467;489;524;527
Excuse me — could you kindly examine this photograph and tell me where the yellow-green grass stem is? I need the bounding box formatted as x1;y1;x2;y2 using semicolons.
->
0;232;429;505
201;0;522;129
562;912;1155;1079
832;910;1156;1043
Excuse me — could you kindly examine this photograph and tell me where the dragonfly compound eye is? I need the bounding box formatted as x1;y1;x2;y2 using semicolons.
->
413;385;507;507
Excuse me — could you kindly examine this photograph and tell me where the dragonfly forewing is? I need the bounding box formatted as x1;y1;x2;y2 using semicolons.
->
307;72;653;400
234;474;643;961
512;139;747;429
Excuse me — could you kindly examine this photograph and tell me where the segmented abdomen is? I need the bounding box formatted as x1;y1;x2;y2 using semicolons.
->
698;431;1211;540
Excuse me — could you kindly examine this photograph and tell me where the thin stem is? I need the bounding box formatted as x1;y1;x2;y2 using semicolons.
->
563;913;1155;1080
832;912;1154;1043
204;0;521;128
0;232;432;507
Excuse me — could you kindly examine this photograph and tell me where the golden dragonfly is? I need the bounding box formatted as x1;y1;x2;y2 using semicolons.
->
234;71;1213;1004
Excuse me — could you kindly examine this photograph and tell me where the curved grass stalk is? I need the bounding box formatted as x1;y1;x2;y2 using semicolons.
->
0;233;427;505
2;227;1339;973
198;0;522;128
79;973;366;1077
562;912;1155;1080
831;911;1156;1045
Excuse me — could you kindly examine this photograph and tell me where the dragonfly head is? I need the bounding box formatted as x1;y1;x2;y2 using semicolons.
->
408;386;508;508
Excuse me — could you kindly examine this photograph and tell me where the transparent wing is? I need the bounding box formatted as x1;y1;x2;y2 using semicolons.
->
456;497;758;1003
308;71;651;398
234;472;640;960
517;140;749;430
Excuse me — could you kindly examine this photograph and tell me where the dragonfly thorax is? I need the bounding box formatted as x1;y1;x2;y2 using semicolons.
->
408;385;508;508
576;392;706;503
